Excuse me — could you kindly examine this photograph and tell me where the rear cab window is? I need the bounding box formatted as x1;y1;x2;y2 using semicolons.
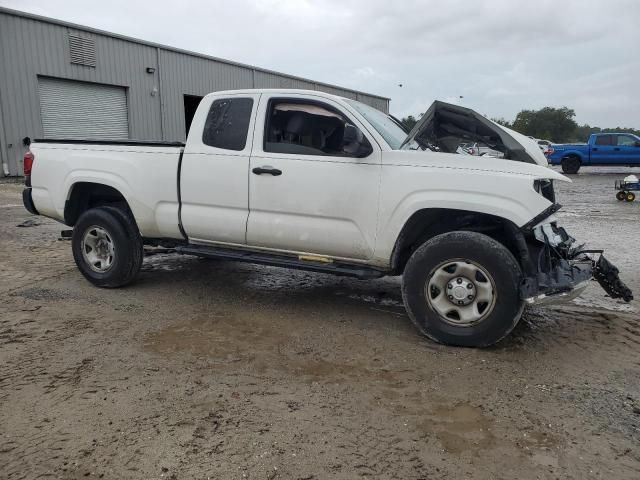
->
202;98;254;151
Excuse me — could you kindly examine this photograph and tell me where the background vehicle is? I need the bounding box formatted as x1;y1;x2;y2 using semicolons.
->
615;174;640;202
537;139;552;154
547;133;640;174
22;91;632;347
468;142;504;157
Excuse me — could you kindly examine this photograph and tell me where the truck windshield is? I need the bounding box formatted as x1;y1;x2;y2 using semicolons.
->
345;99;407;150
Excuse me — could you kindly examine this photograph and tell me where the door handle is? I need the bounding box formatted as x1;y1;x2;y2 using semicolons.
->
614;147;620;151
592;148;598;151
252;166;282;176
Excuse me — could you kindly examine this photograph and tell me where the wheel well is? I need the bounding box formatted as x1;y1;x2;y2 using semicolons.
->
562;154;581;162
64;182;131;226
390;209;523;275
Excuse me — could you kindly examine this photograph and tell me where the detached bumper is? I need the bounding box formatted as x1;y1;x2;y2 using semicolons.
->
22;187;39;215
519;221;633;305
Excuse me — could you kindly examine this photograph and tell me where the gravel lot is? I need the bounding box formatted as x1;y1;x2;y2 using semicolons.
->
1;168;639;479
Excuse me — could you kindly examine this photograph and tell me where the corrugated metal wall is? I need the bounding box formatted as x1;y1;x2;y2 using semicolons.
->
0;12;162;175
159;50;255;142
0;8;390;176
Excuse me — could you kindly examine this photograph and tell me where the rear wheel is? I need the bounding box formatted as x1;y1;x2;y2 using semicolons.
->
616;191;626;201
401;231;524;347
626;192;636;202
72;206;143;287
561;156;581;174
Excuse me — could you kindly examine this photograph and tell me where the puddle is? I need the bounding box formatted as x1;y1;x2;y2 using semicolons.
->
144;314;412;386
419;403;495;454
343;293;404;308
141;253;191;272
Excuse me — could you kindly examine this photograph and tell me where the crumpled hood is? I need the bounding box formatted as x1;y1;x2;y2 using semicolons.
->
400;101;550;166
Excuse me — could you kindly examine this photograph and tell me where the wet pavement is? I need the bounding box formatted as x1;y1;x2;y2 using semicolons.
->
1;168;639;479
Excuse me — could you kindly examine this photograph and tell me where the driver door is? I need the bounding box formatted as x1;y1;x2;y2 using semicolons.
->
613;135;640;165
247;94;381;260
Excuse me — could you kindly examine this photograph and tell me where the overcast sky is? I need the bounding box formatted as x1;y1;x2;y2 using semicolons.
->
2;0;639;128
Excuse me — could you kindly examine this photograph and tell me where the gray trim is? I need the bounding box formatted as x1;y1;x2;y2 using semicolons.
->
156;47;164;139
0;6;389;102
0;82;8;176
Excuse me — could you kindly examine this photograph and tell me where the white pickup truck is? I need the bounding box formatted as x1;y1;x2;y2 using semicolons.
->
22;89;632;347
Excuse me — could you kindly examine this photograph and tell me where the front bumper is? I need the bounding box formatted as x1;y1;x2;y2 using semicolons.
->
518;220;633;305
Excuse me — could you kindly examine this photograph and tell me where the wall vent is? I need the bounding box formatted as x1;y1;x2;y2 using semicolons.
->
68;33;96;67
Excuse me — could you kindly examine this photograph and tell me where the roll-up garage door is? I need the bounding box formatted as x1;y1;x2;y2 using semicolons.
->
38;77;129;139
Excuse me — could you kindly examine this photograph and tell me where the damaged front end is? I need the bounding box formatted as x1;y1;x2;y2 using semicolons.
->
516;211;633;305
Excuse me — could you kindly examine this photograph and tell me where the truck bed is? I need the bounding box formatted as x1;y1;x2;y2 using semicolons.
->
28;138;184;240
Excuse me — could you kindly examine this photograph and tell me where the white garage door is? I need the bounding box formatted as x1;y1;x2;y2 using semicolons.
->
38;77;129;139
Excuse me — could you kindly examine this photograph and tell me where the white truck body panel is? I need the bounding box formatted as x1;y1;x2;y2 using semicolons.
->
180;92;261;246
246;92;381;260
29;143;183;239
373;150;563;264
28;88;566;269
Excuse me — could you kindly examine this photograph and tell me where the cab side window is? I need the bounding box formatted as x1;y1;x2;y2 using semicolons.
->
264;100;372;158
594;135;613;146
202;98;254;151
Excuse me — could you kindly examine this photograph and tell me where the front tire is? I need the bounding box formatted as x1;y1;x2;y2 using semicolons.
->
561;156;581;174
626;192;636;202
616;191;626;201
72;206;143;288
401;231;524;347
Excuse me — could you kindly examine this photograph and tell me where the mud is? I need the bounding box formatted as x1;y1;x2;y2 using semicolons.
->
1;167;639;479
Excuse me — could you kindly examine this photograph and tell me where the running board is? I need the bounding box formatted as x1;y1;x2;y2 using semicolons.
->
175;245;385;279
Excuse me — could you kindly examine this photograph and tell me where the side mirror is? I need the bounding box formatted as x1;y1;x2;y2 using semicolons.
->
344;124;373;158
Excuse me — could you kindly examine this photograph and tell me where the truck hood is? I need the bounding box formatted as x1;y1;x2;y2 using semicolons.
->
400;101;549;166
383;149;570;183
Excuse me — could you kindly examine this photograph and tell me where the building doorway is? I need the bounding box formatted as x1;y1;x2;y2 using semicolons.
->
184;95;203;137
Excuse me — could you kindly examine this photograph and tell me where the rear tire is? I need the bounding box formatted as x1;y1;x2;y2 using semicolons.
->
401;231;524;347
72;206;143;288
626;192;636;202
561;157;581;174
616;191;626;201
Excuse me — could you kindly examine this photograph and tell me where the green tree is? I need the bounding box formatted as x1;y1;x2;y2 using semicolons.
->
491;117;512;128
511;107;577;143
401;115;418;130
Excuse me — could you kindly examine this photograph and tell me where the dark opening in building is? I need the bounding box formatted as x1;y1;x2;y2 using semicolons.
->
184;95;203;137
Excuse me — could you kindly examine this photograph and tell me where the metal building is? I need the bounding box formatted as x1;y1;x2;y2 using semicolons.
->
0;7;390;177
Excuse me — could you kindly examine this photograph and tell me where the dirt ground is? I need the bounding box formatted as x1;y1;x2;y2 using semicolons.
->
1;168;639;479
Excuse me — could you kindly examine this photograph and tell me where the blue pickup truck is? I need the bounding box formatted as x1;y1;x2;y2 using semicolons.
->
547;133;640;173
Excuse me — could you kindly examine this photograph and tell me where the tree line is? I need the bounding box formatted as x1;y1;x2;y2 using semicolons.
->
401;107;640;144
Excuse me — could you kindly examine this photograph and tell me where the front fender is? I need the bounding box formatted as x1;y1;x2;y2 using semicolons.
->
374;174;553;265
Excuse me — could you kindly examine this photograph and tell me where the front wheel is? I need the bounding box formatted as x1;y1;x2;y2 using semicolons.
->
402;231;524;347
72;206;143;288
616;191;626;201
626;192;636;202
